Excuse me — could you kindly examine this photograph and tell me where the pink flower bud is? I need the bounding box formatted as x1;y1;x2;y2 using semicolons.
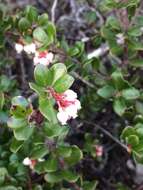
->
96;145;103;157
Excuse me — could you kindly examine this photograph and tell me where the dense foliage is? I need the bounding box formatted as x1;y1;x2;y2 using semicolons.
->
1;0;143;189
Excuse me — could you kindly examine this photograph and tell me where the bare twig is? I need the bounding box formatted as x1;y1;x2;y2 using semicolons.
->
71;71;95;88
87;43;109;59
85;121;128;151
19;56;27;88
51;0;58;23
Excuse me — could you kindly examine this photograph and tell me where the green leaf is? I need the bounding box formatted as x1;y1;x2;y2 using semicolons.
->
62;170;79;183
0;186;17;190
130;59;143;67
113;98;126;116
0;167;8;185
14;126;34;141
12;96;29;108
65;145;83;166
29;82;45;96
25;6;38;23
18;17;30;32
31;145;49;159
44;157;58;172
33;27;48;44
7;117;27;129
68;42;84;57
121;126;136;140
54;74;74;93
50;63;67;84
83;181;98;190
39;97;57;123
135;123;143;136
135;101;143;115
44;172;63;183
10;138;24;153
111;70;130;90
34;64;52;87
57;146;72;158
38;13;49;26
127;135;139;146
0;92;4;110
45;22;56;42
44;123;68;138
97;85;115;99
128;27;142;37
122;88;140;100
106;16;120;30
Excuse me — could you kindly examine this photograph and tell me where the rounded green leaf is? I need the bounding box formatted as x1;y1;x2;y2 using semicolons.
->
34;64;52;87
44;123;67;138
0;186;17;190
97;85;115;99
18;17;30;31
12;96;29;108
0;92;4;110
57;146;72;158
127;135;139;146
121;126;136;140
38;13;49;26
7;117;27;129
50;63;67;84
10;138;24;153
14;126;34;141
122;88;140;100
39;98;57;123
44;157;58;172
33;27;48;44
113;98;126;116
25;6;38;23
54;74;74;93
111;70;130;90
65;145;83;166
44;172;63;183
62;170;79;183
135;123;143;136
31;145;49;159
83;181;98;190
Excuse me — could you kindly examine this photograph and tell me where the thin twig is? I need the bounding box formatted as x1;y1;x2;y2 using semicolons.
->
87;43;109;59
51;0;58;23
85;121;128;151
71;71;95;88
19;56;27;88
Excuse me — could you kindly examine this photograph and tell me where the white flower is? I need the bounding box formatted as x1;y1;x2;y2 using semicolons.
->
33;51;54;66
15;43;24;54
23;157;37;169
57;110;69;125
64;89;77;100
116;33;125;45
23;43;36;54
53;89;81;125
23;157;32;166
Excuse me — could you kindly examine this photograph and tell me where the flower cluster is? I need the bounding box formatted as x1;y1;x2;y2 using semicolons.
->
15;42;54;66
50;89;81;125
15;43;36;54
23;157;37;169
33;51;54;66
23;157;44;169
